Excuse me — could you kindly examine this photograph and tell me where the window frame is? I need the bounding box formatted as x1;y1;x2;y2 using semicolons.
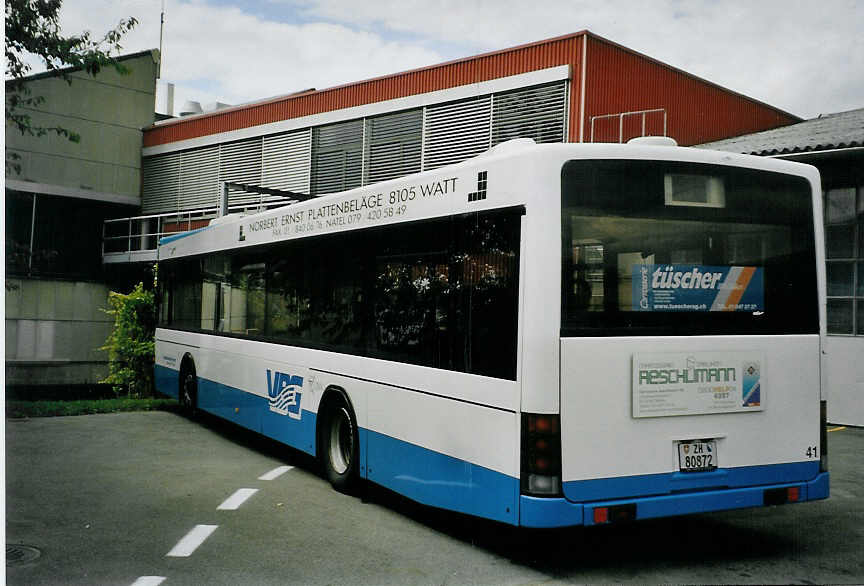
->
824;185;864;336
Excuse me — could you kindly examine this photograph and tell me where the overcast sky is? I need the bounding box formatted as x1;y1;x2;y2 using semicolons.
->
53;0;863;120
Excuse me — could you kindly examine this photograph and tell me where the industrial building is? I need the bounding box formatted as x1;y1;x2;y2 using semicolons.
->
114;30;800;259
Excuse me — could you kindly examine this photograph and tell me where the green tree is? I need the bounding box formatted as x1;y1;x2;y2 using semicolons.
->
101;282;156;397
5;0;137;170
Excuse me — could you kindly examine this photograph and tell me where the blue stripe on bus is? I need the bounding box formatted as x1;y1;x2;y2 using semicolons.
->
563;460;820;502
523;472;829;528
155;365;829;528
366;429;519;525
155;364;179;400
154;364;317;456
155;364;518;520
159;226;211;245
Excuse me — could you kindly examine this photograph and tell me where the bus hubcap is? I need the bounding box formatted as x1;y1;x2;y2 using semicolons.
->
329;407;353;475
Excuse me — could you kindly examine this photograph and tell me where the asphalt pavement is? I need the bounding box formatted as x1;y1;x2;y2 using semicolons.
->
5;410;863;585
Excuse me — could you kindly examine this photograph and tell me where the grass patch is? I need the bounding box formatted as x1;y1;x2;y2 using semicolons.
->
6;398;179;418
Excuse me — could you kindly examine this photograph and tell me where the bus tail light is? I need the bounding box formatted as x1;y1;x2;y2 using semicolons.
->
521;413;562;496
593;504;636;525
764;486;802;506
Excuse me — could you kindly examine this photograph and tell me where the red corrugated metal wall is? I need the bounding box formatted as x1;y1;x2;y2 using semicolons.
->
143;32;797;148
144;34;584;147
582;36;799;146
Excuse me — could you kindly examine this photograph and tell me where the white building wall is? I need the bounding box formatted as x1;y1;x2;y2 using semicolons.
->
824;336;864;426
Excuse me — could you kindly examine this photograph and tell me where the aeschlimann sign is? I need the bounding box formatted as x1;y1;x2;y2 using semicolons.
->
638;366;736;385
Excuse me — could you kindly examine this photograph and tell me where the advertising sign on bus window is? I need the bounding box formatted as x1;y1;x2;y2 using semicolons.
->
631;264;764;312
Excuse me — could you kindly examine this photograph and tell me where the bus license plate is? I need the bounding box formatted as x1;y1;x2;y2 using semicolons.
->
678;440;717;472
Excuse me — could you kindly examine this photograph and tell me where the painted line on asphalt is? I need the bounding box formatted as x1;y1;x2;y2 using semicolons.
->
217;488;259;510
130;577;166;586
259;465;294;480
827;426;846;432
166;524;219;557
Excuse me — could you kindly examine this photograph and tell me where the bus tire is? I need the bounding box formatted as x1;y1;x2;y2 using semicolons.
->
179;359;198;419
320;393;359;493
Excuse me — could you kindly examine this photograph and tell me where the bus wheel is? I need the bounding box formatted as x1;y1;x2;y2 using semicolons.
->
322;396;359;493
179;362;198;418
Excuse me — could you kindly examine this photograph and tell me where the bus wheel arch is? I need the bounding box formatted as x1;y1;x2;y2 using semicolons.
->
317;386;360;493
179;353;198;418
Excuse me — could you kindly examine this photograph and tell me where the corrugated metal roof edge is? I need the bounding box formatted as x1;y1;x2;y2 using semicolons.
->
747;140;864;156
698;107;864;155
146;30;590;132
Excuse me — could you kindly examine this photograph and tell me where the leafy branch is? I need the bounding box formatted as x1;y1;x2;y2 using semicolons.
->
5;0;138;171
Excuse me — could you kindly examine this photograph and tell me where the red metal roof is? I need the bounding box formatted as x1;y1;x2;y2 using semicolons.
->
143;31;799;148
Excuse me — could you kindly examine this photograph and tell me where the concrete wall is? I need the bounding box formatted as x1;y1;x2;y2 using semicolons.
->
5;50;158;201
5;278;113;386
5;50;158;390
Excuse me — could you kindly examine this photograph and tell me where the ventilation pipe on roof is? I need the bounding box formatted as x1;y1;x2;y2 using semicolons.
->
203;102;232;112
179;100;202;116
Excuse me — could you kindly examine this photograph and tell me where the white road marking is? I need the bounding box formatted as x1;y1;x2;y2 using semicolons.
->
217;488;259;510
258;465;294;480
166;524;218;557
130;578;166;586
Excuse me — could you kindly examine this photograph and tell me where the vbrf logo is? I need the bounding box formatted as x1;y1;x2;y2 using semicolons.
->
266;369;303;419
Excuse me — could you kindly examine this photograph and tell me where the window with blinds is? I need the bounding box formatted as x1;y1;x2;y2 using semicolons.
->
423;96;492;172
262;129;311;194
219;137;263;206
141;152;181;214
310;119;363;195
141;80;568;212
179;146;219;210
492;82;567;146
363;109;422;185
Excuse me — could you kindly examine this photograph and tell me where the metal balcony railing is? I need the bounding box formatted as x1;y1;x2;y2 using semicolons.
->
589;108;667;143
101;198;292;264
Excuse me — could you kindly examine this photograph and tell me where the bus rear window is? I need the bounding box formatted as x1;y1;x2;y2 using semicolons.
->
561;160;818;336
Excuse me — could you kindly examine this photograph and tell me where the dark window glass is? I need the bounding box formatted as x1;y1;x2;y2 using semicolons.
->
858;300;864;335
156;207;522;380
827;299;853;334
859;218;864;257
561;160;818;336
826;224;855;258
159;258;203;330
266;254;312;341
858;262;864;297
5;190;34;274
826;187;856;223
827;262;854;296
6;191;130;279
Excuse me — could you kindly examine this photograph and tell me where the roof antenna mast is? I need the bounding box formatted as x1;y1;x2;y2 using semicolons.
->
158;0;166;78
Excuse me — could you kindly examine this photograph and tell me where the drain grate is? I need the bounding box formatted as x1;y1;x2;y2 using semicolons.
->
6;544;41;566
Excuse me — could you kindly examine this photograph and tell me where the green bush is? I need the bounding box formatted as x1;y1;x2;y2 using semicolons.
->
101;282;155;397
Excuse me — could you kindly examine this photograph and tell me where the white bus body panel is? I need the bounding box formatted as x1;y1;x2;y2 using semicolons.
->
560;335;821;501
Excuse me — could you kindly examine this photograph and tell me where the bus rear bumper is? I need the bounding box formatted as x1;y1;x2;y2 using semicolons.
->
519;471;829;528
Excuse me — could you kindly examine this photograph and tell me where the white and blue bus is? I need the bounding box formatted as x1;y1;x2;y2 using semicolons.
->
154;138;829;527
